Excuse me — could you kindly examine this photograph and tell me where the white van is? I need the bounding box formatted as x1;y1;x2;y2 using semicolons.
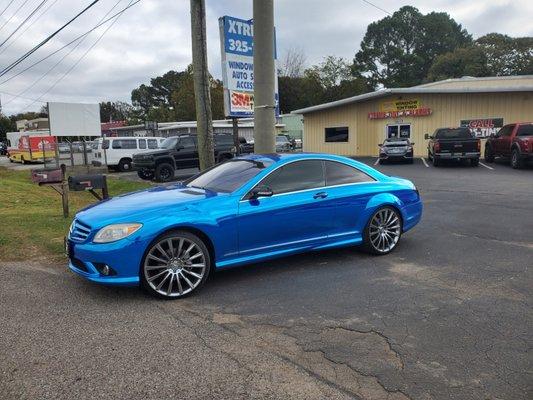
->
92;137;165;172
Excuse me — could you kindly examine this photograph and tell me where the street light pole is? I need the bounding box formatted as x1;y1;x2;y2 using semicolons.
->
253;0;276;153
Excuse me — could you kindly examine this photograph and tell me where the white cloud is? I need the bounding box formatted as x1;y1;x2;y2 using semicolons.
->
0;0;531;115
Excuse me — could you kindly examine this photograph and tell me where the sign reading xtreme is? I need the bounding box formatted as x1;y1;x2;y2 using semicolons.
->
219;16;279;117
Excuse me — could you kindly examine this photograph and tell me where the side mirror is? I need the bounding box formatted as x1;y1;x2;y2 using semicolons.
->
378;143;382;147
410;142;415;145
250;185;273;199
424;134;429;140
176;145;184;150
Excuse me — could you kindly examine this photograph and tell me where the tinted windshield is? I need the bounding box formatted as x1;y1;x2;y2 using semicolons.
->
160;137;179;149
276;136;289;143
184;159;272;193
435;128;473;139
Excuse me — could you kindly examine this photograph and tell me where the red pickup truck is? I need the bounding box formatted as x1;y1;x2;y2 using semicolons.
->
485;123;533;169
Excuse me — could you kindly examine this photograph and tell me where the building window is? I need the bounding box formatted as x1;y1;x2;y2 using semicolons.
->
325;127;348;143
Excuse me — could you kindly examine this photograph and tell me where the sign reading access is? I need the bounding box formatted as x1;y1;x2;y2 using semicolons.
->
219;15;279;118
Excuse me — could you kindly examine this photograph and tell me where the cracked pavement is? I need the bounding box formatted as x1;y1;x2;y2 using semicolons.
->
1;158;531;399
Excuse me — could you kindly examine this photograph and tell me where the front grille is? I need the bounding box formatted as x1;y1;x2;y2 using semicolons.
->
69;219;92;243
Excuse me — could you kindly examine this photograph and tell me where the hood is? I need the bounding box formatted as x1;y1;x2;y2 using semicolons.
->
76;184;221;228
133;149;172;158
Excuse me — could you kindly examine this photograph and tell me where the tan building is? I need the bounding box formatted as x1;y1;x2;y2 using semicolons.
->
292;76;533;157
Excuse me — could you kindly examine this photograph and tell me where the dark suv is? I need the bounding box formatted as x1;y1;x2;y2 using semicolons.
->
132;134;235;182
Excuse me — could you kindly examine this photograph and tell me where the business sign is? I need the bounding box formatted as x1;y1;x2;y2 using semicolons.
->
219;15;279;117
48;102;101;137
460;118;503;138
369;108;432;120
380;99;420;112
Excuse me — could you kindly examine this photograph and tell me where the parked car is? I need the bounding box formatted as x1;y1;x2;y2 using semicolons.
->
58;142;71;153
378;138;414;164
132;134;236;182
238;137;254;154
92;137;165;172
275;135;292;152
66;153;423;299
485;122;533;169
425;127;480;167
0;142;7;155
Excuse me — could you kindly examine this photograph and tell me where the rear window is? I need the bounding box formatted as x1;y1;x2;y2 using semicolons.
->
435;128;473;139
325;161;374;185
517;125;533;137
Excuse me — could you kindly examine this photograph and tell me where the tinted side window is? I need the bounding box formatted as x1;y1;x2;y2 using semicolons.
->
497;125;513;137
261;160;325;194
325;127;349;142
138;139;146;149
325;161;374;185
112;139;137;149
179;137;196;149
215;135;233;146
517;124;533;137
148;139;158;149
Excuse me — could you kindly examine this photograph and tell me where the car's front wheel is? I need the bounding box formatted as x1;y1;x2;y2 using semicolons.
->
141;231;211;299
137;169;154;180
363;207;402;255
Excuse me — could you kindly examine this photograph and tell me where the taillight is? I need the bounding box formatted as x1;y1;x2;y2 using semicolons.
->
434;142;440;152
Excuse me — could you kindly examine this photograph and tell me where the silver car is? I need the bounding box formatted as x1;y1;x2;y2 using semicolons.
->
378;138;414;164
275;135;292;152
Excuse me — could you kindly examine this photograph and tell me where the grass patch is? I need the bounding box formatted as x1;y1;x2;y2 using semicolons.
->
0;167;150;261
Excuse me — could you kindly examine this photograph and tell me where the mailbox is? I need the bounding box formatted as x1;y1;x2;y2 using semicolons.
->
31;168;63;184
68;174;107;191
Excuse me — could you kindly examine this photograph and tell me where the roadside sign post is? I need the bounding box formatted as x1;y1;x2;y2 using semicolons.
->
232;117;240;155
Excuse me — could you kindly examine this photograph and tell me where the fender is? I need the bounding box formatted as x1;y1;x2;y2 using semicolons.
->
155;155;177;169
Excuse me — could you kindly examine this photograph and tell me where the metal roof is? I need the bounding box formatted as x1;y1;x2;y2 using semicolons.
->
291;76;533;115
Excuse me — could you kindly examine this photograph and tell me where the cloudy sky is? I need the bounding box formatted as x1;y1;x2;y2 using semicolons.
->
0;0;532;115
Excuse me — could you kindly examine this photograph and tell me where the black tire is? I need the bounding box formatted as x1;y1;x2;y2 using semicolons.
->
140;230;211;299
484;146;495;163
511;148;523;169
137;169;154;180
155;163;175;182
20;156;26;164
470;158;479;167
378;159;385;165
432;155;440;167
408;158;414;164
362;206;402;255
118;158;132;172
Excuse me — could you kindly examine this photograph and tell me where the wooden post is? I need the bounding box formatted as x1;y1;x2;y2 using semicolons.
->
232;118;240;155
101;175;109;199
60;164;69;218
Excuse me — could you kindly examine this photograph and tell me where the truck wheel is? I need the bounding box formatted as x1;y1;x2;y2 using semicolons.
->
511;148;523;169
427;150;432;161
137;169;154;180
471;158;479;167
484;146;495;163
432;155;439;167
155;163;175;182
118;158;132;172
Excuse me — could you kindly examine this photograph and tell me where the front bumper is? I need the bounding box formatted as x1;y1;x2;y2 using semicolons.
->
67;236;147;286
435;152;480;160
131;160;155;171
379;152;413;160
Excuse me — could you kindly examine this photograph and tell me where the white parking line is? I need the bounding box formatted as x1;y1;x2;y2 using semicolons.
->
479;162;494;170
420;157;429;167
373;158;380;165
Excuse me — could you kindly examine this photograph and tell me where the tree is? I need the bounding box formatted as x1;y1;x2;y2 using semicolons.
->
305;56;352;90
0;114;16;139
427;46;490;82
476;33;533;75
353;6;472;88
99;101;134;122
279;46;307;78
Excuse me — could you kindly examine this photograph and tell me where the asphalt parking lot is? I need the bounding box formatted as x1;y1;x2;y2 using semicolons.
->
1;156;531;399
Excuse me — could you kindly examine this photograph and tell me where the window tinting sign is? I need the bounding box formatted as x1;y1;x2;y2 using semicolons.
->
460;118;503;138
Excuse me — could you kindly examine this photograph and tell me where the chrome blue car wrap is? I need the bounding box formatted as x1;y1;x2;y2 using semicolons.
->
67;153;423;288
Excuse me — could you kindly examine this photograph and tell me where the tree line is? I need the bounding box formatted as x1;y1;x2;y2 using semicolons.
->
1;6;531;138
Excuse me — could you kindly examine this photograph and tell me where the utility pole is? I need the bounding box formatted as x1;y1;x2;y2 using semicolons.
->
253;0;276;153
190;0;215;170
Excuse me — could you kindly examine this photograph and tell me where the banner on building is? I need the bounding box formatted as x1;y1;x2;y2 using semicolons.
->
219;15;279;117
460;118;503;138
369;107;432;120
380;99;420;112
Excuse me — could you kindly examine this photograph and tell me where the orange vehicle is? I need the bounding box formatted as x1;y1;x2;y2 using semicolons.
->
8;134;57;164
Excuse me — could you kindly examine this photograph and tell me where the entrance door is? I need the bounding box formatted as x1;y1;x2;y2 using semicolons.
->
386;124;411;139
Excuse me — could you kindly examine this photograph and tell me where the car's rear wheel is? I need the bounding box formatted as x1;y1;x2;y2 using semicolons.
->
432;155;440;167
155;163;174;182
363;206;402;255
470;158;479;167
141;231;211;299
511;148;523;169
484;146;495;163
118;158;132;172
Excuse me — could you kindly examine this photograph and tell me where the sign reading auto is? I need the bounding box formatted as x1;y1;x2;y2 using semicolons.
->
219;16;279;117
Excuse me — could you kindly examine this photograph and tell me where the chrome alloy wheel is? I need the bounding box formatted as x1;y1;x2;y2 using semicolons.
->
368;208;401;253
143;236;207;297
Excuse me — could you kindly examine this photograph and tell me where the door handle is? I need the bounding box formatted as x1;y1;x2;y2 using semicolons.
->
313;192;328;199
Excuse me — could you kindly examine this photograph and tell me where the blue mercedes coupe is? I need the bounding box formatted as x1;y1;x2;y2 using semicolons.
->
67;153;422;299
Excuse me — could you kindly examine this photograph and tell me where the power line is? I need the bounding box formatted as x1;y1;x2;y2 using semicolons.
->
0;0;101;78
360;0;391;16
0;0;32;33
0;0;140;85
0;89;47;103
0;0;18;18
0;0;48;49
0;0;59;56
3;0;123;106
21;0;136;112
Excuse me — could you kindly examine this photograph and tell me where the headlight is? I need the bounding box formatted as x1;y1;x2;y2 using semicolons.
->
93;223;142;243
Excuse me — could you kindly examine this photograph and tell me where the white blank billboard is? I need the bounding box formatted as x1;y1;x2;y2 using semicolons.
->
48;102;101;137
